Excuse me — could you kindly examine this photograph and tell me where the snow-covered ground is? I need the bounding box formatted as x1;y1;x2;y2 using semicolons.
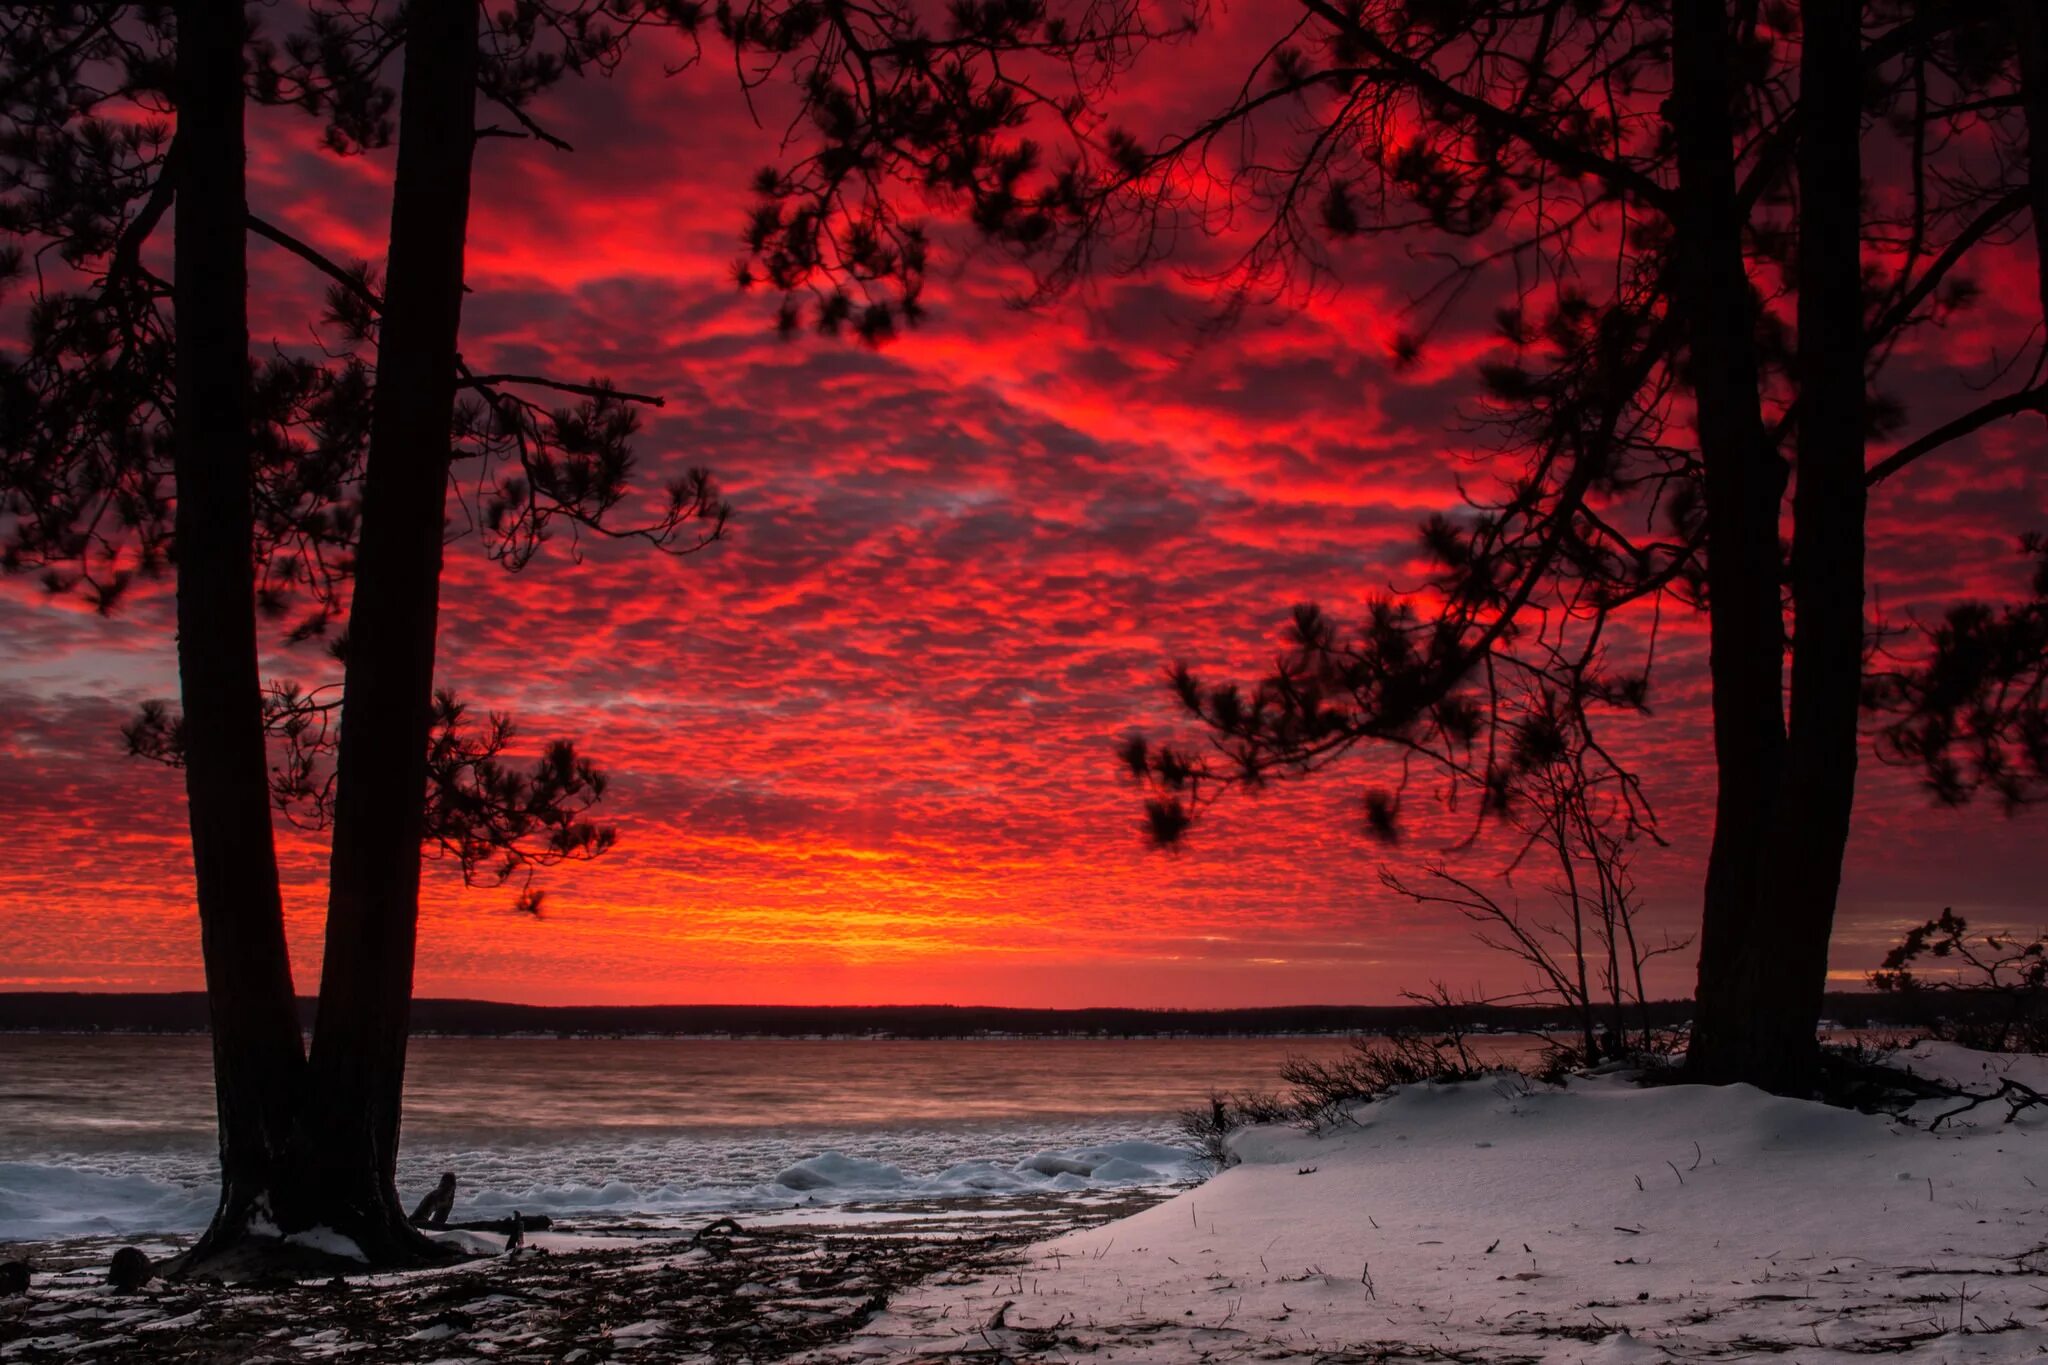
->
814;1044;2048;1363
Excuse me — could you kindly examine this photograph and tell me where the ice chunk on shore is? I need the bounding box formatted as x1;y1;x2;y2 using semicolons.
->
773;1152;909;1191
1015;1140;1197;1183
930;1162;1028;1191
0;1163;217;1241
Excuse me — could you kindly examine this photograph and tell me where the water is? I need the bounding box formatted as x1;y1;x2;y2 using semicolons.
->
5;1033;1483;1242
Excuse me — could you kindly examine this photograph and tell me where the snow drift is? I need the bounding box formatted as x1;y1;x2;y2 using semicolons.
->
822;1045;2048;1363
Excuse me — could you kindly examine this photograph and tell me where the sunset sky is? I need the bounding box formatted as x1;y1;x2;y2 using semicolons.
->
2;9;2044;1008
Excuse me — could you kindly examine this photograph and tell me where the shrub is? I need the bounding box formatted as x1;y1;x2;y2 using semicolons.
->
1176;1033;1490;1163
1176;1089;1289;1166
1281;1033;1486;1128
1870;909;2048;1053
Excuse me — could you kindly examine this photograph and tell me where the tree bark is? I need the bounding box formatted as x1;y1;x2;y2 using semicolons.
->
1670;0;1795;1087
170;0;308;1260
1747;0;1867;1089
1681;0;1868;1093
282;0;480;1261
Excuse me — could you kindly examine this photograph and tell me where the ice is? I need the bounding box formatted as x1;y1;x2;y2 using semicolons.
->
773;1152;908;1191
1015;1153;1092;1176
0;1161;218;1241
929;1161;1025;1190
1;1118;1199;1243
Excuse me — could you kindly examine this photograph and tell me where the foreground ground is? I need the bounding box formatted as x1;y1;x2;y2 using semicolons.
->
7;1044;2048;1363
810;1044;2048;1363
0;1192;1165;1362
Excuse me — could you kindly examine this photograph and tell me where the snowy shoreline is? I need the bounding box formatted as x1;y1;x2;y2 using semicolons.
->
810;1043;2048;1363
8;1044;2047;1362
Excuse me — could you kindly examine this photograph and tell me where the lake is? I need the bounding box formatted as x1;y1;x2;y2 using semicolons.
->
0;1033;1545;1241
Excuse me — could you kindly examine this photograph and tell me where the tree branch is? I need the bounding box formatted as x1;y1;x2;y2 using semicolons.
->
461;372;664;407
1294;0;1675;212
246;211;382;308
1866;386;2048;486
109;141;179;286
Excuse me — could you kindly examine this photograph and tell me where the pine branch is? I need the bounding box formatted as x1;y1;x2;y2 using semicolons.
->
1867;386;2048;487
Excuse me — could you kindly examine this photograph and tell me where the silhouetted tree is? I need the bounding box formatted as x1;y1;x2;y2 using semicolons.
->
172;0;312;1255
776;0;2048;1091
0;1;727;1265
3;0;1170;1264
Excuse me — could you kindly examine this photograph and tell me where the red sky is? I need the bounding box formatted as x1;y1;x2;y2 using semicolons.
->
2;13;2044;1007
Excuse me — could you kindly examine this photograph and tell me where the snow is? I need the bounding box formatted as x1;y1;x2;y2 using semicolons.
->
422;1227;504;1256
280;1226;368;1263
1889;1039;2048;1098
816;1059;2048;1362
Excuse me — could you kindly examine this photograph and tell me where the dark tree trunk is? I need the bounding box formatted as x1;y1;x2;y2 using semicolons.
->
1669;0;1795;1087
280;0;480;1262
1682;0;1868;1093
1747;0;1867;1089
170;0;308;1260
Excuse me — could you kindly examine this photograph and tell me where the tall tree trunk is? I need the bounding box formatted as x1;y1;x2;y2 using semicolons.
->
1669;0;1796;1088
1748;0;1867;1090
1682;0;1867;1093
283;0;480;1262
171;0;308;1261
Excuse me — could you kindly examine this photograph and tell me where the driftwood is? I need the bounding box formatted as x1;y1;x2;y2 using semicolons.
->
690;1217;743;1246
410;1172;458;1229
1925;1075;2048;1129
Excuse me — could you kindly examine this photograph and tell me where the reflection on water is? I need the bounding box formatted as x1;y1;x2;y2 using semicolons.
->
0;1032;1547;1151
0;1032;1557;1239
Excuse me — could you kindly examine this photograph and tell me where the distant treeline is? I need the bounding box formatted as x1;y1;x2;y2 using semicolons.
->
0;990;1972;1038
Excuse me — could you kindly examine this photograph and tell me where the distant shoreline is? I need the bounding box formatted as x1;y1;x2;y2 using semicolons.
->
0;990;1916;1039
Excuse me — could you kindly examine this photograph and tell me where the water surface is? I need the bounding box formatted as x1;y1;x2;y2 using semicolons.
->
0;1033;1540;1241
